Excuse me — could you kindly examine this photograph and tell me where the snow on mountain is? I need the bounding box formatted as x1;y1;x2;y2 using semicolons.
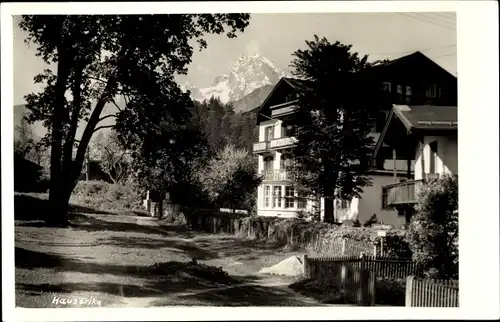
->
182;53;291;104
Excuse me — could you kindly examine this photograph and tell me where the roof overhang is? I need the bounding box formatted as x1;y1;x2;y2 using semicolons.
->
374;104;458;159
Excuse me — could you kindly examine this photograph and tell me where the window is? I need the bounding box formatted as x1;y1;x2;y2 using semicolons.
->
340;199;351;209
281;123;295;138
280;154;293;171
382;82;391;92
264;186;271;208
263;156;274;171
297;198;307;209
265;126;274;141
273;186;282;208
396;85;403;95
438;87;443;98
284;186;295;208
426;85;437;98
405;85;412;96
285;94;294;102
429;141;438;174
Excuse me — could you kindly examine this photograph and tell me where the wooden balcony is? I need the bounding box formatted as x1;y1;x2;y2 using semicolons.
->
253;137;298;154
253;141;269;153
382;179;424;208
269;137;297;149
270;100;299;117
261;169;294;181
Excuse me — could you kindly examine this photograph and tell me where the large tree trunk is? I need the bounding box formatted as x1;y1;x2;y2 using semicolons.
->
47;55;71;227
323;195;335;223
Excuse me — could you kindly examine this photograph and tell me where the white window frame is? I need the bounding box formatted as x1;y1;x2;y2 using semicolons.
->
382;82;392;92
284;186;295;209
405;85;412;96
264;185;271;208
340;199;351;209
273;186;282;208
426;85;437;98
396;84;403;95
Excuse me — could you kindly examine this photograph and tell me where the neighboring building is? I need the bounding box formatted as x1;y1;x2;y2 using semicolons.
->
374;104;457;224
247;51;457;226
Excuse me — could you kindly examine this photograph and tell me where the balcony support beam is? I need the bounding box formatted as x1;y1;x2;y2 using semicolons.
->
393;148;397;183
406;150;412;179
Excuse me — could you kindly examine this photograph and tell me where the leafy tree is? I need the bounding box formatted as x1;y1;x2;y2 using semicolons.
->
88;130;131;184
406;174;459;279
19;14;250;226
14;118;50;172
197;145;262;213
288;35;384;223
190;97;256;153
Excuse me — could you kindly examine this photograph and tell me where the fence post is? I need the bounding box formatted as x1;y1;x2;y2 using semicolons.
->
303;254;309;277
405;276;414;307
373;244;377;258
359;252;366;305
342;239;346;255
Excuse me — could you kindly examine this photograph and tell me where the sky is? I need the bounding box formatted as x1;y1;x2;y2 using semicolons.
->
13;12;456;106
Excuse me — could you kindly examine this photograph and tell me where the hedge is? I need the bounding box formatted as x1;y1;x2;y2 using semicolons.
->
175;207;411;258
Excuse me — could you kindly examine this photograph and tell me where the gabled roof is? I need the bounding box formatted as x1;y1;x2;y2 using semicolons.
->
242;76;309;116
393;104;457;130
368;51;457;80
374;104;458;158
282;77;312;91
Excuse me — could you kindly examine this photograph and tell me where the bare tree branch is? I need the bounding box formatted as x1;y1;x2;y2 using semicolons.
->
97;114;118;124
93;125;115;133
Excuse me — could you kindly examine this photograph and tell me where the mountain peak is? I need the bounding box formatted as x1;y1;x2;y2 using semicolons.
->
186;53;288;104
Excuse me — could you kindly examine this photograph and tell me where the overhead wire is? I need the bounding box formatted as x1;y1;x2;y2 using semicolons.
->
396;12;456;30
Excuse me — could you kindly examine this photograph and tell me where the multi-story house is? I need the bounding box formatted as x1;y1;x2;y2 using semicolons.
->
374;104;457;223
247;51;457;226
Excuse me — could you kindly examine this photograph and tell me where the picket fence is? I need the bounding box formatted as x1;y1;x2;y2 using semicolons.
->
305;254;423;280
405;276;459;307
303;254;375;306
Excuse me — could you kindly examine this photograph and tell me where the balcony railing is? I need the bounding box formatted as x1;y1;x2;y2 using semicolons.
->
253;137;298;153
382;179;424;208
253;141;269;153
270;136;298;149
261;169;294;181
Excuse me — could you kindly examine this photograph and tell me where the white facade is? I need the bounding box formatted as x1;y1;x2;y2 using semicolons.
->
255;118;315;218
414;133;458;180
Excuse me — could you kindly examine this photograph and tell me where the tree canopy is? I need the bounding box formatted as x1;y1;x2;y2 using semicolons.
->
289;35;384;223
20;14;250;225
406;175;459;279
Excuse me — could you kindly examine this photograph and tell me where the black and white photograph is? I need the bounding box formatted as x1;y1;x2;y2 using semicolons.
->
1;1;499;320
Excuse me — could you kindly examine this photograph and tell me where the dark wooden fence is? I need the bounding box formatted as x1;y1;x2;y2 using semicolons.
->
363;256;424;279
406;276;459;307
305;254;423;279
303;254;375;306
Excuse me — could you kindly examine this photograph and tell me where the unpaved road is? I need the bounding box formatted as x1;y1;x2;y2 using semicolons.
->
16;213;339;307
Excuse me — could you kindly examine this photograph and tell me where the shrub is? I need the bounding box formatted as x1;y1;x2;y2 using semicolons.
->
147;260;236;285
187;208;411;257
406;174;458;279
363;213;379;227
70;180;145;215
375;278;406;306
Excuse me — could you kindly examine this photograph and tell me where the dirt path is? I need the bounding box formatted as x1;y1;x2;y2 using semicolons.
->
16;213;335;307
